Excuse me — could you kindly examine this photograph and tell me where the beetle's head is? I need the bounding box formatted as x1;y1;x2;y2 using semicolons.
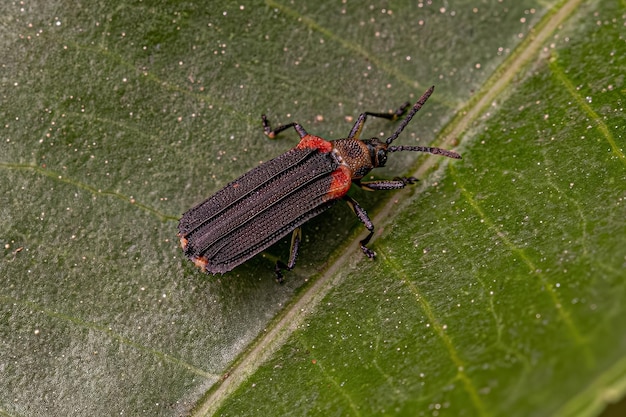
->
363;138;389;168
361;135;462;171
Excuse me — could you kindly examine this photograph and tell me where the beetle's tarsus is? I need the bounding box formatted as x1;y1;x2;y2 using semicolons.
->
361;245;376;259
396;176;419;185
392;102;411;120
274;261;286;284
261;115;277;139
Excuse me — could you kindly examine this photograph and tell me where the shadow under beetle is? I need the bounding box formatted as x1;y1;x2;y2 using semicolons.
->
178;86;461;282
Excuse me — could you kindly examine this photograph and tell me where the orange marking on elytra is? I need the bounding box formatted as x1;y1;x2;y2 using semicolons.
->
326;165;352;199
191;256;209;272
296;135;333;153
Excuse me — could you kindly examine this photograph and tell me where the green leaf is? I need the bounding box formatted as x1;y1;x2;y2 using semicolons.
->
1;0;624;416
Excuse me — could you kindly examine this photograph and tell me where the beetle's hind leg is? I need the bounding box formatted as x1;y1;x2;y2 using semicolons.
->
274;227;302;283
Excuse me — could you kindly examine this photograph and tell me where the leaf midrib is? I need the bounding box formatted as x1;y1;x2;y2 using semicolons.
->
192;0;585;415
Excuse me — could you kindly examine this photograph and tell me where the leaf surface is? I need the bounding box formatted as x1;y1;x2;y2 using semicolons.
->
1;0;624;416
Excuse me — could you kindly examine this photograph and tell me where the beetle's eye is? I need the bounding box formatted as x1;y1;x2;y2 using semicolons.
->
377;149;387;167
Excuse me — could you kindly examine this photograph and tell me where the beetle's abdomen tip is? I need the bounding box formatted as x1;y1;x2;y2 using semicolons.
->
180;246;230;275
190;255;210;273
178;234;189;250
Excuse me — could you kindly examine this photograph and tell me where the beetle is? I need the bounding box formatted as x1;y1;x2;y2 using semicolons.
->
178;86;461;282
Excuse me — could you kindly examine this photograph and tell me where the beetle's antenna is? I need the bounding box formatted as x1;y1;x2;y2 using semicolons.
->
387;145;461;159
386;86;435;145
385;85;460;159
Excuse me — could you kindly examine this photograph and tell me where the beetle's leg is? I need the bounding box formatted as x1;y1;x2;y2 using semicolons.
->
274;261;287;284
287;227;302;270
262;115;309;139
274;227;302;283
355;176;418;191
343;195;376;259
348;102;411;139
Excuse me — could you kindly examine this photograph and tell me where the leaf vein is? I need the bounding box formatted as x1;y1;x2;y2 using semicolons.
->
0;295;217;379
0;162;178;222
380;251;490;417
449;164;594;367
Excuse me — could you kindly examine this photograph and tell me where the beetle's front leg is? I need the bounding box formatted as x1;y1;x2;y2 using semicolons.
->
343;195;376;259
348;102;411;139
